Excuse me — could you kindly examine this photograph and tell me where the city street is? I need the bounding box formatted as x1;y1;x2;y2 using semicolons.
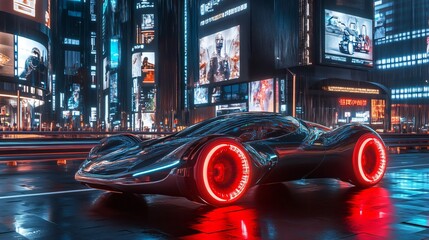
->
0;153;428;239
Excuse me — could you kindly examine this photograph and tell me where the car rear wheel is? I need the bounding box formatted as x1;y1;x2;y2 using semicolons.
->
351;133;387;188
194;138;252;206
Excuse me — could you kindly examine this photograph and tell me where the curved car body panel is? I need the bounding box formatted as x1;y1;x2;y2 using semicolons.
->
75;112;387;205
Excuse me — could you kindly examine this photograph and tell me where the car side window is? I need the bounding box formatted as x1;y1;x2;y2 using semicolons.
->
234;117;299;141
264;118;299;138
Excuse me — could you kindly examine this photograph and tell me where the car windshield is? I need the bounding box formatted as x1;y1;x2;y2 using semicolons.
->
174;113;304;139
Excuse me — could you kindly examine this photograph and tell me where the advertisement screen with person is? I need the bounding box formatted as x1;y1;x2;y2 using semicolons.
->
17;36;48;86
199;25;240;85
249;79;273;112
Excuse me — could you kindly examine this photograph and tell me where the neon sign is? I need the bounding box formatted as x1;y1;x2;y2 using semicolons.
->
339;98;368;106
324;86;379;95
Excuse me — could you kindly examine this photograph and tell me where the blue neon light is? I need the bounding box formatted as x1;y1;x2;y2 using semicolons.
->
132;160;180;177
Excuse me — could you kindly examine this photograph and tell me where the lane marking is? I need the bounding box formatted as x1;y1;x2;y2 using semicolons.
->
388;163;429;170
0;189;97;200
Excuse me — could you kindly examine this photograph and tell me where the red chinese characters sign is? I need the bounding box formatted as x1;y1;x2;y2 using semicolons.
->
338;98;368;106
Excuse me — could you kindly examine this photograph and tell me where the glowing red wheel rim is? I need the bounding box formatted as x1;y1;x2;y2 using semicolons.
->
353;134;387;187
196;139;251;205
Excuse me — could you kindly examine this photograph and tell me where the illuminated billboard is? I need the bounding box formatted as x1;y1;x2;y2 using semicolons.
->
135;0;156;46
103;57;109;90
249;79;274;112
140;86;156;111
110;39;119;69
199;25;240;84
131;52;155;83
17;36;48;85
0;32;14;77
194;86;209;105
0;0;51;28
110;73;118;103
371;99;385;125
67;83;80;110
142;113;155;130
323;9;373;67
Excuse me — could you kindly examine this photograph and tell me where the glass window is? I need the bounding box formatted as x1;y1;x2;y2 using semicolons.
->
175;114;300;141
64;51;81;75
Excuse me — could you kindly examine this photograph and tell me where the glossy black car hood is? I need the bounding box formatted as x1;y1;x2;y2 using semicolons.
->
81;136;195;175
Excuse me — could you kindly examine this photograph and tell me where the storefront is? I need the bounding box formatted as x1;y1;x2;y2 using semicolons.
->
0;91;44;131
303;79;389;131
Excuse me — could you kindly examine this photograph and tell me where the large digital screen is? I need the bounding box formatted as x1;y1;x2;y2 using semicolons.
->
135;0;156;46
67;83;80;110
110;73;118;103
371;99;385;124
194;86;209;105
249;79;274;112
103;57;109;90
140;86;156;111
211;86;221;103
141;112;155;130
136;14;155;45
110;39;119;69
17;36;48;85
0;0;50;28
0;32;15;77
199;25;240;84
323;9;373;67
132;52;155;83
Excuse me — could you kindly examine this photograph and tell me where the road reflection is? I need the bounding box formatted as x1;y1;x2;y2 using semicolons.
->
345;187;395;239
88;182;397;239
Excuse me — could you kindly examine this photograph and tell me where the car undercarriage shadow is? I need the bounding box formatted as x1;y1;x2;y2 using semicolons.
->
90;192;149;216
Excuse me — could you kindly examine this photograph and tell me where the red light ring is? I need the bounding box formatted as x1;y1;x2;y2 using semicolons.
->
357;136;387;184
202;143;250;203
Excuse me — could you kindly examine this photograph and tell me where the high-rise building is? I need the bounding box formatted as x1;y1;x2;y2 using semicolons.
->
0;0;51;131
51;0;97;130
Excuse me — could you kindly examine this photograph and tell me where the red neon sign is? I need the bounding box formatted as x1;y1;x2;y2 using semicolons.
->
339;98;368;106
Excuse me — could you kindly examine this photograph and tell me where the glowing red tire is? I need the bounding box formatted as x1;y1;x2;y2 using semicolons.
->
194;138;252;206
351;133;387;188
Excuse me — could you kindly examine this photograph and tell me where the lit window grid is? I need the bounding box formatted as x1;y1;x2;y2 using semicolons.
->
64;38;80;45
391;87;429;100
376;52;429;69
375;28;429;45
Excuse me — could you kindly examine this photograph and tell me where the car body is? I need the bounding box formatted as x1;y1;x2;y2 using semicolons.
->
75;112;387;206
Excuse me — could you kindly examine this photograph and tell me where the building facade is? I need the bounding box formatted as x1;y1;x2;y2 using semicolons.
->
0;0;51;131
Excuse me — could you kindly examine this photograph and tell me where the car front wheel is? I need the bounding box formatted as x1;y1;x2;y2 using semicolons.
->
194;138;252;206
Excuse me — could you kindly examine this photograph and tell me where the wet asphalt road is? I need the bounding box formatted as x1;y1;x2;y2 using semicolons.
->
0;153;428;239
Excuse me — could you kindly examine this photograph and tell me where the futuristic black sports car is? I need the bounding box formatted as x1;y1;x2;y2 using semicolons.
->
75;112;387;206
